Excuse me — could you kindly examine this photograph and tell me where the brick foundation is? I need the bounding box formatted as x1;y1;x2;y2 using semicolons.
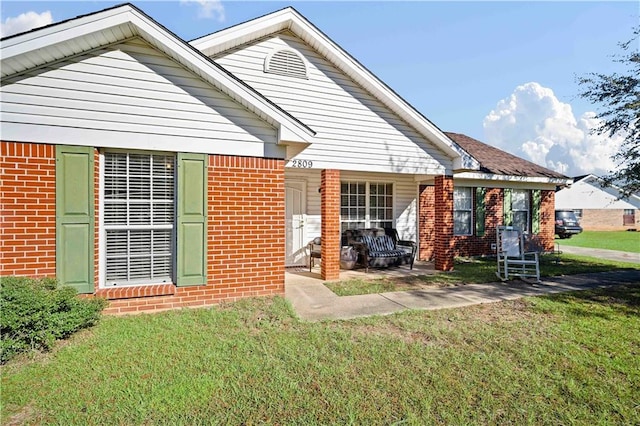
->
321;169;341;280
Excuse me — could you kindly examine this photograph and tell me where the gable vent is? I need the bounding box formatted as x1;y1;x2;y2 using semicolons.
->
264;49;307;79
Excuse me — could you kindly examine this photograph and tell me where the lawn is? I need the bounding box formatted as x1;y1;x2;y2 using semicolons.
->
559;230;640;253
2;286;639;425
326;253;640;296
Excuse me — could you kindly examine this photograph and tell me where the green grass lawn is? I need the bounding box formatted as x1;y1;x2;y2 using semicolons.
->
2;287;639;425
559;230;640;253
326;253;640;296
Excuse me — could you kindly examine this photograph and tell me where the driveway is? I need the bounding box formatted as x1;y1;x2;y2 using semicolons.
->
558;245;639;264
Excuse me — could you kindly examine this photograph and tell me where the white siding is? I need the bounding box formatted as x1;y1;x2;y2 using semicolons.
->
214;31;453;174
556;178;640;210
1;37;282;158
285;169;418;244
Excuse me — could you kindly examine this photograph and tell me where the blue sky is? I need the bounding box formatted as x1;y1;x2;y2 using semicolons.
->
1;1;638;176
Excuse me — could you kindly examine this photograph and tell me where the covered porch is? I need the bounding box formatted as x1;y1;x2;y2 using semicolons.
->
285;168;456;282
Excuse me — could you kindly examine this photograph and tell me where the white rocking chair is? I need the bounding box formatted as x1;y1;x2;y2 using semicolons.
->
496;226;540;283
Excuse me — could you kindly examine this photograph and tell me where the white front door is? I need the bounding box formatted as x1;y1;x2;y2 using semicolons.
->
285;181;307;267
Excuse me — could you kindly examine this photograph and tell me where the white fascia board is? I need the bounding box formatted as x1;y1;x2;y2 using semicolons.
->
1;7;132;61
454;172;572;187
1;5;315;146
191;8;479;172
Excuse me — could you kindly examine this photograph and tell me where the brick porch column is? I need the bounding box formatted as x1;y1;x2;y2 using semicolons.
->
539;190;555;251
320;169;340;280
418;184;435;260
434;175;454;271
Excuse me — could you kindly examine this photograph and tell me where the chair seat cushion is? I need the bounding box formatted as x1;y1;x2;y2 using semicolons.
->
369;249;408;258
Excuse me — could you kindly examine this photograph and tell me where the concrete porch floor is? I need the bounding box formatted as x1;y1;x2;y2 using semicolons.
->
285;260;437;285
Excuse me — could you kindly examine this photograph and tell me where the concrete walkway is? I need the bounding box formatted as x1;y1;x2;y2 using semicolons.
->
285;269;640;322
559;245;639;264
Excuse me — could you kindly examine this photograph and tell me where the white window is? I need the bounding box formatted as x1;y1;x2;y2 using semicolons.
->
103;152;175;286
453;187;472;235
511;189;530;233
340;182;393;232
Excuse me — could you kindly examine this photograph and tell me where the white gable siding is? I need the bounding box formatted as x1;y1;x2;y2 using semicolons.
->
286;169;418;244
213;31;453;174
556;179;640;210
1;38;282;158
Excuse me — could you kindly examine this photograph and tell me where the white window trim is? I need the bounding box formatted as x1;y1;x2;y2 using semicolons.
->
453;186;473;236
340;181;395;230
99;149;176;288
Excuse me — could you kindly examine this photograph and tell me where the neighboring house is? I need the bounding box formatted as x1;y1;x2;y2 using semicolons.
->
556;174;640;230
0;4;570;314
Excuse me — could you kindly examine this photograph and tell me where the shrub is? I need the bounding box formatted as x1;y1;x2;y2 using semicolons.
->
0;277;107;363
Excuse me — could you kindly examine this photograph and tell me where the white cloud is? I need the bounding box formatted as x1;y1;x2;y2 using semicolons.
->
483;82;624;177
1;11;53;38
180;0;225;21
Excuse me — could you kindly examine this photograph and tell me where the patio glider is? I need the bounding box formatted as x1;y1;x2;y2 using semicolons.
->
496;226;540;283
342;228;416;272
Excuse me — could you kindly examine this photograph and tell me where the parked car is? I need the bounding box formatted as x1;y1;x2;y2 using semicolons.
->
555;210;583;239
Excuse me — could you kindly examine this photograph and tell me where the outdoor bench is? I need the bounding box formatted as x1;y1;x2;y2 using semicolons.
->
342;228;416;272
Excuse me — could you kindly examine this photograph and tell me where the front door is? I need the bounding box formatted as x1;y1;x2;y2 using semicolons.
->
285;181;307;266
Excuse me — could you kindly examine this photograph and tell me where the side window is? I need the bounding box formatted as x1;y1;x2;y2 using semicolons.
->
103;152;175;286
453;187;472;235
511;189;530;232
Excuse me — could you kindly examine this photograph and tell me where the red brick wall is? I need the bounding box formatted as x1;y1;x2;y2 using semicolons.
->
103;155;286;314
1;142;286;314
321;169;341;280
0;142;56;277
421;186;555;259
452;187;502;257
434;176;454;271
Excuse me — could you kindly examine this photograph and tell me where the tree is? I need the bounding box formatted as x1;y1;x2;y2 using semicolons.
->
576;26;639;198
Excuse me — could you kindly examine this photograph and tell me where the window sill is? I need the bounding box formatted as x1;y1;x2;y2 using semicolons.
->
96;284;176;300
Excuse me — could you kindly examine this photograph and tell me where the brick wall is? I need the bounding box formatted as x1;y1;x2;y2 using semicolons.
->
451;187;503;257
580;209;639;230
421;186;556;260
0;142;56;277
321;169;341;280
103;155;286;314
1;142;286;315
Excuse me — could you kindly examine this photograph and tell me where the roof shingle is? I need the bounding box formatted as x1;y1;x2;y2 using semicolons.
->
445;132;568;179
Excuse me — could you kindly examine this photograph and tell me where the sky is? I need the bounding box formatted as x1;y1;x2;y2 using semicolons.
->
1;1;638;178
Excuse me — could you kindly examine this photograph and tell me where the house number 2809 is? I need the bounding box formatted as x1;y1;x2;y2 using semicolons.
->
290;159;313;168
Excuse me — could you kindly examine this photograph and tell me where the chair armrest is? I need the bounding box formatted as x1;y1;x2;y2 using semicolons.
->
397;240;416;248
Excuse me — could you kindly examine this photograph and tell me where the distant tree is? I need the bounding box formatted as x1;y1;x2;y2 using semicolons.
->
576;26;639;198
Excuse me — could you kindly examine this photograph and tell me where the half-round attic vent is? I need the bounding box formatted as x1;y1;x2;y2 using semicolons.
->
264;48;307;79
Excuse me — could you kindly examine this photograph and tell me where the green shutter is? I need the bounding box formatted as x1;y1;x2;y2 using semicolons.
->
176;153;208;286
503;188;512;226
532;189;541;234
475;187;486;236
56;145;94;293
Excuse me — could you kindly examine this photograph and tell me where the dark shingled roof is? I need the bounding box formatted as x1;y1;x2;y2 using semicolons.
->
445;132;568;179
